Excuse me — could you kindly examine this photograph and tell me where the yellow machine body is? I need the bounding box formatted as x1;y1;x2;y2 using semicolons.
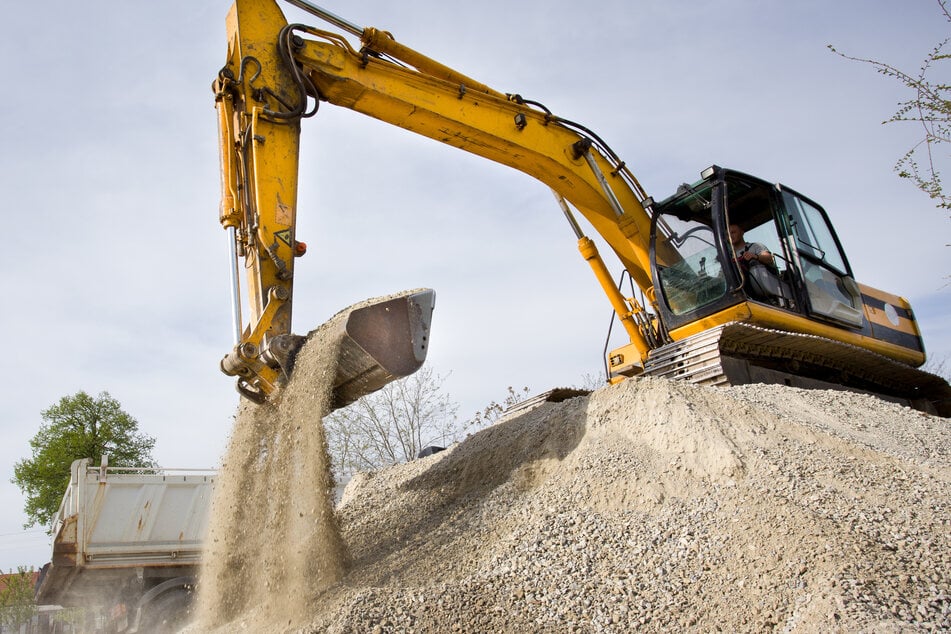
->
214;0;948;414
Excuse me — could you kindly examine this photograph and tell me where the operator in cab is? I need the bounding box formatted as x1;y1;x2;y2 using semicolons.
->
729;222;786;304
729;223;774;268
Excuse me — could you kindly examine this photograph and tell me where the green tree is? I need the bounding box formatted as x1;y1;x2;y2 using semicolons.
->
12;391;156;529
830;0;951;214
0;566;36;630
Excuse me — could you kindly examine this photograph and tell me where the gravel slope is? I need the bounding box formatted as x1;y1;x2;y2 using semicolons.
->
197;368;950;632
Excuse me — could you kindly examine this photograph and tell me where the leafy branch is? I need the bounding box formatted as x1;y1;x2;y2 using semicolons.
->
829;0;951;215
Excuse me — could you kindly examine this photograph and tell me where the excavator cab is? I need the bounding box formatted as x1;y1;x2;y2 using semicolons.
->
650;165;866;332
643;166;950;414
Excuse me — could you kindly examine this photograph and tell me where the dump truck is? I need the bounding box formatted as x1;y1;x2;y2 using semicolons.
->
34;458;214;633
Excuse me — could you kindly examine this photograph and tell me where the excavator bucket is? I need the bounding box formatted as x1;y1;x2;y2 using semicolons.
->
300;288;436;411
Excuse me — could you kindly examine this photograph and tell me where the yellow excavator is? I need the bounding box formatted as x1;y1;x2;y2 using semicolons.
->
214;0;950;416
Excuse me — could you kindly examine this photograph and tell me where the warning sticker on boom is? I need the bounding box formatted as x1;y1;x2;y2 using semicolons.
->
275;229;292;247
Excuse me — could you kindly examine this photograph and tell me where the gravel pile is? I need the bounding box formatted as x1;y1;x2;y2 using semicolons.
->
301;377;949;633
195;332;950;634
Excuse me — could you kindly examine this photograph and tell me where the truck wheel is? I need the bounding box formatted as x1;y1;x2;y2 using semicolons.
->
137;588;192;633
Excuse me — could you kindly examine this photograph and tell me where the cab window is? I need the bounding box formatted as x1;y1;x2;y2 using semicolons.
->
653;187;728;316
784;193;848;273
783;191;864;327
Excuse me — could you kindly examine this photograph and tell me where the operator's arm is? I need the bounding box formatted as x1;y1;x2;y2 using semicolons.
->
742;243;774;267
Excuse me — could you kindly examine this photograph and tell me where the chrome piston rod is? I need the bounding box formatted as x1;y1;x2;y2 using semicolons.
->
282;0;363;37
581;151;626;220
228;226;243;345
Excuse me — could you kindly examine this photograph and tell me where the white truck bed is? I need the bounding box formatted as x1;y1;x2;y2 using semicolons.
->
35;458;215;607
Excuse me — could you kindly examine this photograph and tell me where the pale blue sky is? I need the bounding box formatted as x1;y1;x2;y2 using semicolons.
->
1;0;948;571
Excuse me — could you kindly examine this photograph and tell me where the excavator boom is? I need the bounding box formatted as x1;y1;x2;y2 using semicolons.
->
214;0;658;403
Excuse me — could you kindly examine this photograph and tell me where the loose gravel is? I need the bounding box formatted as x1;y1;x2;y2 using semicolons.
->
196;334;950;633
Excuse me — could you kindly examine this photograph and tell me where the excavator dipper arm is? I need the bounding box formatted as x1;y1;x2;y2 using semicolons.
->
215;0;435;404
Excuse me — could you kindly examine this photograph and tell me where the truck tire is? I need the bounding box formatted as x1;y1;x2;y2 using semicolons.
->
136;588;192;633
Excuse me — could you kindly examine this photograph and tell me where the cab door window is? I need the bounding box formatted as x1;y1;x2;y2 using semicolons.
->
734;218;795;308
722;177;795;308
654;214;728;316
783;191;864;327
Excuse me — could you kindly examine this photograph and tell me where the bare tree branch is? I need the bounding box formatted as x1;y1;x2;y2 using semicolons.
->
829;0;951;215
325;367;461;477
